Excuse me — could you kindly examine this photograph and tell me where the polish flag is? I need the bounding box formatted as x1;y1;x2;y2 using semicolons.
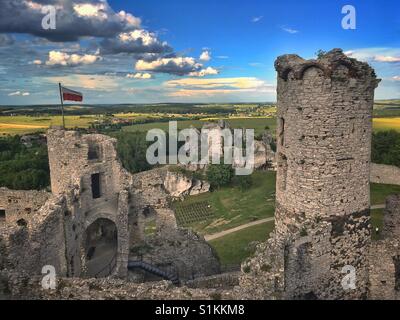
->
61;86;83;102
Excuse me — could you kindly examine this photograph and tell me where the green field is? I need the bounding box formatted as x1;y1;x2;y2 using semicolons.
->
174;171;276;235
370;183;400;205
371;208;384;241
123;117;277;135
209;221;275;266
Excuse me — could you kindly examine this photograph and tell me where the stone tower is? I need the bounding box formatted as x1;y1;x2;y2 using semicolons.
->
275;48;381;299
240;49;380;300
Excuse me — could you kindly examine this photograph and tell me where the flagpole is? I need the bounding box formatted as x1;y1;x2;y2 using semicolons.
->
58;83;65;129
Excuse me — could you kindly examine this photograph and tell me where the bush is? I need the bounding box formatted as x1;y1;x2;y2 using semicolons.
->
232;175;253;191
0;135;50;190
206;164;233;189
372;130;400;167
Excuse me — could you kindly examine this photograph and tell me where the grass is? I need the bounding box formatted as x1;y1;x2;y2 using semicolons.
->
174;171;276;235
209;221;274;266
370;208;384;241
123;117;277;135
370;183;400;205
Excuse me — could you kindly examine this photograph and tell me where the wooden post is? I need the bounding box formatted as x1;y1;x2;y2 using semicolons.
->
58;83;65;129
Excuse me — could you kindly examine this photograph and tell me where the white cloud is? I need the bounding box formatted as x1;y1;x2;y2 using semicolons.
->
393;76;400;81
164;77;275;92
374;55;400;63
135;56;202;75
45;51;100;67
8;91;30;96
32;59;42;65
126;73;153;79
73;3;108;20
345;48;400;63
199;50;211;61
281;26;299;34
252;16;263;23
188;67;219;77
44;75;119;91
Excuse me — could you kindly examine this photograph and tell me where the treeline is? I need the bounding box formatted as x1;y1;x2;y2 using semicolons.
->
0;136;50;190
372;130;400;167
1;104;233;117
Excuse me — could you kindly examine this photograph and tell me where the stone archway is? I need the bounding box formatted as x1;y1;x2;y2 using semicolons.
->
83;218;118;278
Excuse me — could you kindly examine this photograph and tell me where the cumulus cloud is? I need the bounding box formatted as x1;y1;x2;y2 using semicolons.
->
188;67;219;77
8;91;30;96
126;72;153;79
393;76;400;81
0;0;141;42
135;56;203;76
199;50;211;61
45;50;100;66
101;29;172;54
31;59;43;65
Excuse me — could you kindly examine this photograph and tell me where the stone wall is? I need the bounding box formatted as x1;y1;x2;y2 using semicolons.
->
0;195;68;277
368;239;400;300
240;49;380;300
0;188;50;225
370;163;400;185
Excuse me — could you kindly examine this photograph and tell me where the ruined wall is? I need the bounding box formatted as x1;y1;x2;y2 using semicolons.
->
0;195;68;277
240;49;380;300
46;129;131;278
368;239;400;300
382;195;400;239
370;163;400;185
0;188;50;225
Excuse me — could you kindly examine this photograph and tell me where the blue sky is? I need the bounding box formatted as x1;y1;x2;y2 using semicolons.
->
0;0;399;104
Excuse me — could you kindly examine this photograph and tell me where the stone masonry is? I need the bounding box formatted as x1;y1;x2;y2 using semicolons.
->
240;49;380;300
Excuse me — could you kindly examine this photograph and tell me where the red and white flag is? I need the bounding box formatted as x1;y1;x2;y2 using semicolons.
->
61;85;83;102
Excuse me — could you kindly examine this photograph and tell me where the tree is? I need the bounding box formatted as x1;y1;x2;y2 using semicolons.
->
372;130;400;167
206;164;233;189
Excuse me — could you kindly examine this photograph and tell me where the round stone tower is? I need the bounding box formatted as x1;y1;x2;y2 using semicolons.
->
271;49;380;299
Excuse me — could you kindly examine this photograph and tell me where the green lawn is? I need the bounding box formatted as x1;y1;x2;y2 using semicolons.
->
370;183;400;205
123;117;277;135
371;208;384;241
174;171;276;235
209;221;275;266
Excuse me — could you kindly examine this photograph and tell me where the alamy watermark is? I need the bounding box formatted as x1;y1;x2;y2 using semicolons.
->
342;5;356;30
341;265;356;290
146;121;255;176
41;265;57;290
41;6;57;30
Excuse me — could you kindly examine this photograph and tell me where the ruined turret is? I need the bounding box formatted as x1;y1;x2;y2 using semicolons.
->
240;49;380;300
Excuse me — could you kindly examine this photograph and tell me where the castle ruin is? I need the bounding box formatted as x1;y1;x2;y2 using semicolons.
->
1;49;400;300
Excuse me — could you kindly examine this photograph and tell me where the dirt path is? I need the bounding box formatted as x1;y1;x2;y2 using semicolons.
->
371;204;385;210
204;217;274;241
204;204;386;242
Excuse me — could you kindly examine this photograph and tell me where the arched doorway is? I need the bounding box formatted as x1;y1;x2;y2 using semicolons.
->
83;218;118;278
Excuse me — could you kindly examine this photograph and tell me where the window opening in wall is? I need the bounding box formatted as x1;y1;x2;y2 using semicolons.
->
0;209;5;221
91;173;101;199
88;143;100;160
279;117;285;146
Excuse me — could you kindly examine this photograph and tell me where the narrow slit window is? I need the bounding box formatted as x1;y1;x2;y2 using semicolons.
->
0;209;5;221
91;173;101;199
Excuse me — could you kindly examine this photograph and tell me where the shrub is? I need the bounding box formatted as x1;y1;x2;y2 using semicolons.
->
206;164;233;189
